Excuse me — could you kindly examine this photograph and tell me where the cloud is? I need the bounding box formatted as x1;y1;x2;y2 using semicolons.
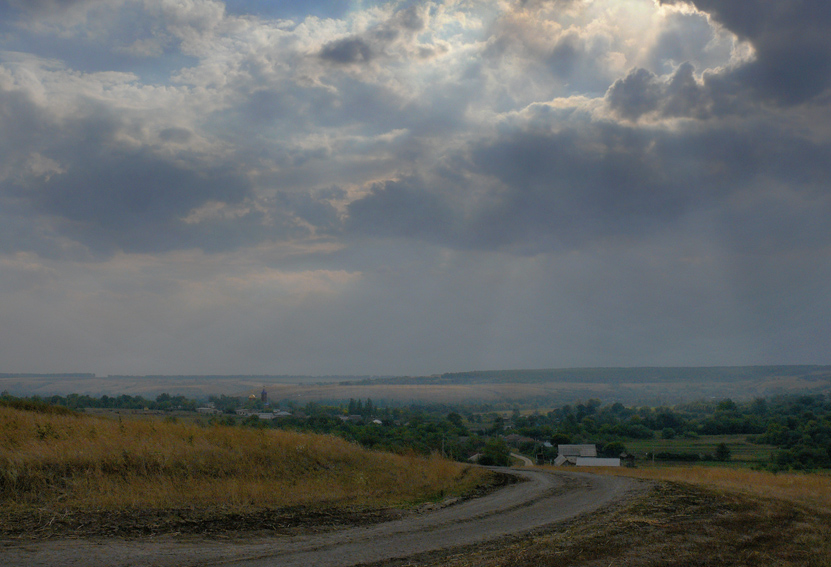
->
659;0;831;104
606;62;709;120
320;37;375;64
345;176;455;241
1;0;831;374
315;4;428;65
3;0;96;16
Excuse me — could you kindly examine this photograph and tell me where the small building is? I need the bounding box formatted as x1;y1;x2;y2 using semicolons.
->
554;444;619;467
557;444;598;458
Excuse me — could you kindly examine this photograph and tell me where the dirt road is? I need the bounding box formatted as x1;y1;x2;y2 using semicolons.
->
2;469;640;567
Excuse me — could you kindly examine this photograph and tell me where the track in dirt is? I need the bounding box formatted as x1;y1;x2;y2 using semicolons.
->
2;469;639;567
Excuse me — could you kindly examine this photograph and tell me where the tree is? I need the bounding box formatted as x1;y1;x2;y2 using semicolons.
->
446;412;462;426
478;438;512;467
715;442;731;462
600;441;626;458
490;415;504;434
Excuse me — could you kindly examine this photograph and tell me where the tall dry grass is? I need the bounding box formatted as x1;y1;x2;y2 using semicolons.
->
0;407;487;512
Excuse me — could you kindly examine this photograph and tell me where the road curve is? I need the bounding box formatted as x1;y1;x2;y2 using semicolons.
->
2;469;639;567
510;452;535;466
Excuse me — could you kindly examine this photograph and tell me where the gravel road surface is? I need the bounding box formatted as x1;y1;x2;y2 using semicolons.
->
2;469;639;567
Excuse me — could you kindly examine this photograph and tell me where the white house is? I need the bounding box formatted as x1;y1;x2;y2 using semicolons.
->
555;444;620;467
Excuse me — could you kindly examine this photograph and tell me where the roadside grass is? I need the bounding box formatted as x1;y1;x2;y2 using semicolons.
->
0;406;492;537
595;464;831;513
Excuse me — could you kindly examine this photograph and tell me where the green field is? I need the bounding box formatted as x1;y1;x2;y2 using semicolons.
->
625;434;778;466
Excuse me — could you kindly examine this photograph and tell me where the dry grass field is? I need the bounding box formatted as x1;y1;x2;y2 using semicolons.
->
598;464;831;513
0;406;493;538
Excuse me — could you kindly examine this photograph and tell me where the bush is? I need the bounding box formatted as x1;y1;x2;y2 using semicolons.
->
478;438;512;467
0;398;75;416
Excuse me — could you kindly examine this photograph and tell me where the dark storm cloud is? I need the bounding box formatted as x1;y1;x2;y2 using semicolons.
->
17;148;252;254
467;118;831;252
0;85;285;256
318;5;425;66
607;63;709;120
319;37;375;65
0;84;47;166
0;82;74;257
469;125;684;250
344;114;831;256
606;68;665;120
345;177;454;241
660;0;831;104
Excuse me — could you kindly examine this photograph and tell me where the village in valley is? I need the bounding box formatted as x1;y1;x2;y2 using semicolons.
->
28;385;828;472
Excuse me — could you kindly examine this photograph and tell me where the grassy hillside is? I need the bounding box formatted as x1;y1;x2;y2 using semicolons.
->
0;406;492;538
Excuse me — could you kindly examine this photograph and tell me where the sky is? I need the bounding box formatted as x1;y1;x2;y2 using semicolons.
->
1;0;830;377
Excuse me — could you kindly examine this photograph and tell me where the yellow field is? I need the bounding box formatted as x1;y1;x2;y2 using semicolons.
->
0;406;488;513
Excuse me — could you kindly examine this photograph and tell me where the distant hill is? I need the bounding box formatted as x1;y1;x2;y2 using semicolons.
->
2;366;830;407
346;366;831;386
